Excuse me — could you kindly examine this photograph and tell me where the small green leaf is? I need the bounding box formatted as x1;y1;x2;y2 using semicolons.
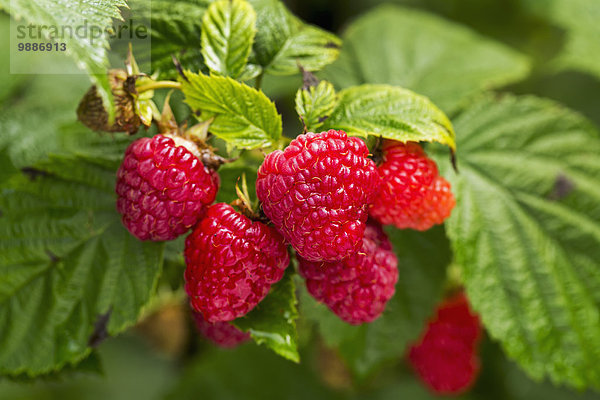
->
238;63;263;81
201;0;257;78
323;5;530;114
181;71;282;149
233;270;299;363
444;94;600;390
249;0;341;75
0;152;164;376
301;227;451;377
295;80;338;131
322;84;455;150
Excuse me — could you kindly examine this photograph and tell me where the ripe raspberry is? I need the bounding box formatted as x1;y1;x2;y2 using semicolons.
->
192;311;250;348
409;292;482;395
116;134;218;241
184;203;290;323
298;221;398;324
370;140;455;231
256;130;380;262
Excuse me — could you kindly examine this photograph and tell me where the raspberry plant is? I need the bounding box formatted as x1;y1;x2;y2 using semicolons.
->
1;0;600;398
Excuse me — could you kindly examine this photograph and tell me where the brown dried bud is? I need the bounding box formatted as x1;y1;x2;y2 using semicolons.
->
77;69;141;134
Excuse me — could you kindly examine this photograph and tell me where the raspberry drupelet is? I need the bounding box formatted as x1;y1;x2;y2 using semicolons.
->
256;130;381;262
298;220;398;324
192;311;250;348
184;203;289;323
409;292;482;395
116;134;219;241
370;140;455;231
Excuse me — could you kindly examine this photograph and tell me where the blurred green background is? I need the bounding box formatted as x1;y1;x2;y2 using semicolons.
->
1;0;600;398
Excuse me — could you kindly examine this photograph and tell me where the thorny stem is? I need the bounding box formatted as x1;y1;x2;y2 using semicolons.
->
136;80;182;93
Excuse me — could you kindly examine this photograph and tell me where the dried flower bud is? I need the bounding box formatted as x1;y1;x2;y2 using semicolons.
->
77;69;141;134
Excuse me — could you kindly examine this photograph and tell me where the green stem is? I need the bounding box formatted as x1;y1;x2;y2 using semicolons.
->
255;73;264;90
444;263;464;293
136;80;182;93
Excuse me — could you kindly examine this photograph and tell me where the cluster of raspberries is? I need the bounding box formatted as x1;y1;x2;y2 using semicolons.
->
115;130;455;347
409;293;482;394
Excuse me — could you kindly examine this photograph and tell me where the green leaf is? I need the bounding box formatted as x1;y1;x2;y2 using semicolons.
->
130;0;211;78
181;72;282;149
295;80;338;132
4;0;130;118
0;117;132;170
233;270;299;363
323;5;530;114
0;336;179;398
0;15;27;105
0;152;164;376
248;0;341;75
444;94;600;390
0;145;17;185
301;227;451;377
238;62;263;81
322;84;455;150
201;0;257;78
523;0;600;79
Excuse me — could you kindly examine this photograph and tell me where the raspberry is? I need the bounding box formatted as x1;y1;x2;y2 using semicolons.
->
256;130;380;262
184;203;290;323
192;311;250;348
370;140;455;231
116;134;218;241
409;292;482;395
298;220;398;324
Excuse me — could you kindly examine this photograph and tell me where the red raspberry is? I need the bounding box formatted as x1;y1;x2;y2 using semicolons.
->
184;203;290;323
409;293;482;395
298;221;398;324
370;141;455;231
116;134;218;241
192;311;250;348
256;130;380;262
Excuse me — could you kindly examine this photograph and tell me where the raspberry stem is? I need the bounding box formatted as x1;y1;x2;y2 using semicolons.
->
136;80;182;93
255;72;264;90
445;263;464;292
